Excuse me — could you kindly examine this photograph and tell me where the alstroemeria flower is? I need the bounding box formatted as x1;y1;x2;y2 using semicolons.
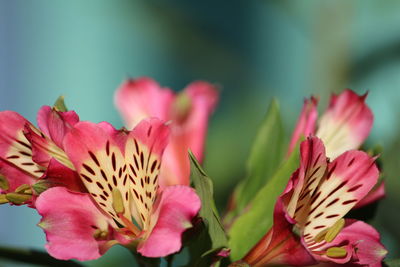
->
115;77;218;187
288;89;373;159
0;106;83;205
241;137;387;266
36;118;201;260
288;89;384;209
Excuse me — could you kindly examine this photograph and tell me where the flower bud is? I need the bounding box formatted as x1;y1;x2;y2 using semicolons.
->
6;192;31;204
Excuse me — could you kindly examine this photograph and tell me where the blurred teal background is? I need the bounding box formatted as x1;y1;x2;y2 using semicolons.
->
1;0;400;265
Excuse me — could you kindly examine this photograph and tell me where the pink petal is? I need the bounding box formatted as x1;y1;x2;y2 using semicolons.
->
354;180;385;209
288;97;318;156
42;158;86;192
301;149;379;243
242;199;316;266
316;89;373;159
0;166;35;194
328;150;379;201
114;77;174;129
160;81;218;186
114;78;218;187
63;119;169;229
137;185;201;257
0;111;43;192
24;123;75;171
37;106;79;148
125;118;170;228
180;81;218;161
63;121;134;226
129;117;170;157
23;124;54;167
284;136;328;219
314;219;387;265
36;187;116;261
63;121;125;169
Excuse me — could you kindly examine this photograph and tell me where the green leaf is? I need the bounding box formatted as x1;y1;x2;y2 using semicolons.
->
234;99;284;213
185;220;214;267
188;152;228;265
53;95;68;112
228;146;300;260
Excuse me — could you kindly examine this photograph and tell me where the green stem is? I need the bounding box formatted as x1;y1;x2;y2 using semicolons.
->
130;250;160;267
0;246;82;266
165;254;175;267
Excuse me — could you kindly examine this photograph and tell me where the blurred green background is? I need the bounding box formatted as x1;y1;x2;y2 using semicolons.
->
1;0;399;266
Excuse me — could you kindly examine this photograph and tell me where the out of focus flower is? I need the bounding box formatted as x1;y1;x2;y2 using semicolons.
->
239;137;387;266
36;118;201;260
115;77;218;187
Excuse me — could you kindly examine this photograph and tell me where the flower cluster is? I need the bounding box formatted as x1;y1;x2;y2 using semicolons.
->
0;79;388;266
237;90;387;266
0;78;216;260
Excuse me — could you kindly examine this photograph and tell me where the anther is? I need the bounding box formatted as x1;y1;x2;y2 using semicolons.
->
326;246;347;258
93;229;108;240
15;184;31;194
112;188;125;214
324;218;345;243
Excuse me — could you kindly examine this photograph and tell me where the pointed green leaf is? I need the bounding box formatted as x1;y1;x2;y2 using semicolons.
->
234;99;284;212
185;221;214;267
53;95;68;112
228;146;300;260
188;152;228;264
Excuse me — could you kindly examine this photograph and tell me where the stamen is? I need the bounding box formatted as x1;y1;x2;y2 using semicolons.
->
112;188;125;214
313;228;329;243
324;218;345;243
15;184;31;194
326;246;347;258
24;189;32;194
118;214;141;236
93;229;109;240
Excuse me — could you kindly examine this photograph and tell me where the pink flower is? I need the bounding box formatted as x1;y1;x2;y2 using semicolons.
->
0;106;83;205
288;90;384;208
115;77;218;187
288;90;373;159
288;96;318;156
36;118;201;260
241;137;387;266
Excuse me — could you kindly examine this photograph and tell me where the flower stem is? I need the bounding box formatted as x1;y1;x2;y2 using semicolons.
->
0;245;82;266
166;254;175;267
130;250;160;267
